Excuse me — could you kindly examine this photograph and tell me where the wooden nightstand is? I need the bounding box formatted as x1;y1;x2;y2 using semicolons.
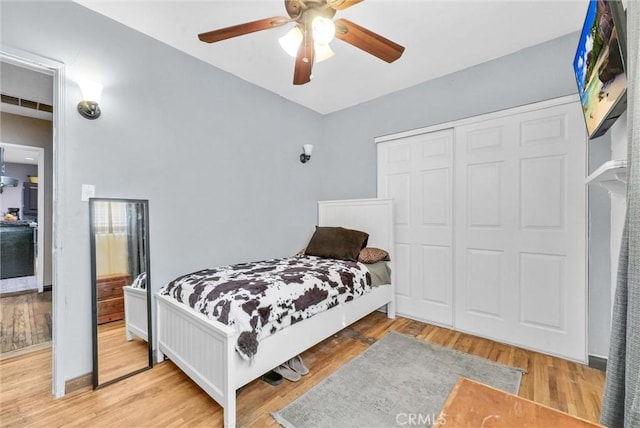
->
96;273;130;324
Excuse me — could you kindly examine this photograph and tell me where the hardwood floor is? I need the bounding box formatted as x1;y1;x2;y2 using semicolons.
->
97;320;150;384
0;290;51;354
0;312;605;427
0;275;37;295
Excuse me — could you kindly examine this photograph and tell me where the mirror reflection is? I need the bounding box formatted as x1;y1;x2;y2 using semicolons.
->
90;198;152;387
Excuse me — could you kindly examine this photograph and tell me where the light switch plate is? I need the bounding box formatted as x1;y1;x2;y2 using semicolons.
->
81;184;95;202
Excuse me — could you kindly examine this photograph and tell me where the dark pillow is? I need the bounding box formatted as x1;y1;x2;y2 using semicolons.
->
358;247;390;264
304;226;369;262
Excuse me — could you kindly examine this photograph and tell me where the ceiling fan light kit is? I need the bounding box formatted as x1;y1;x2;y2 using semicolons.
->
197;0;405;85
279;26;335;63
279;27;303;57
311;16;336;45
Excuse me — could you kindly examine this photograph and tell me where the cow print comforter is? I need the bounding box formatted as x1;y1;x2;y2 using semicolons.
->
159;256;372;360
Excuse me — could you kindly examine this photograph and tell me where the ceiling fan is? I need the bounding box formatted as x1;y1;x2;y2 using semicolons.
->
198;0;405;85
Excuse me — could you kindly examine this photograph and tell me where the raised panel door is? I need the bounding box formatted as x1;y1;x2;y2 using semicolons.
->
378;129;454;326
455;103;586;362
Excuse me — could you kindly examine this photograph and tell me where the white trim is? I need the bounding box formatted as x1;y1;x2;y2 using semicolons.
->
375;94;581;144
586;159;628;195
36;148;44;292
0;45;66;398
1;103;53;121
0;142;45;291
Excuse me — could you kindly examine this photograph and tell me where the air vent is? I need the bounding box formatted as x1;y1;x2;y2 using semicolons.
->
1;94;19;106
1;92;53;113
20;99;38;110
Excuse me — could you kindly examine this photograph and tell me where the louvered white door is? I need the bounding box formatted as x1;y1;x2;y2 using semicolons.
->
454;103;586;361
377;129;454;326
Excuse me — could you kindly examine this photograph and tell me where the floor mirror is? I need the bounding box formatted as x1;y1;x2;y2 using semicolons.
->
89;197;152;388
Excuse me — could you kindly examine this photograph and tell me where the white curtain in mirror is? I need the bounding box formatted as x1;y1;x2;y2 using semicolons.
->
94;201;129;276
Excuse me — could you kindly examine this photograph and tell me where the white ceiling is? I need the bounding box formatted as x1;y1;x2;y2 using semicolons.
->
75;0;587;114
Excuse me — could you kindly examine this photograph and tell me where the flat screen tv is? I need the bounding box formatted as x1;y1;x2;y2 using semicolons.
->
573;0;627;139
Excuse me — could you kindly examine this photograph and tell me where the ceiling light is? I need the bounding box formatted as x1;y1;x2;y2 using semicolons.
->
77;80;103;120
314;44;334;62
312;17;335;45
279;27;303;58
300;144;313;163
279;26;334;63
25;157;35;161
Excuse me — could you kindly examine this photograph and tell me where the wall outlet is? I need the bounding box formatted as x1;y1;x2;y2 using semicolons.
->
81;184;95;202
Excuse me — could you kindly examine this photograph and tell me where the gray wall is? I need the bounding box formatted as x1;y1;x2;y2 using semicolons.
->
1;1;324;382
0;113;54;286
0;0;612;383
320;33;582;199
588;134;612;358
1;61;53;103
319;32;611;357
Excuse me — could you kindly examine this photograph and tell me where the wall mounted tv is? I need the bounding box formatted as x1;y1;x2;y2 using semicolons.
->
573;0;627;139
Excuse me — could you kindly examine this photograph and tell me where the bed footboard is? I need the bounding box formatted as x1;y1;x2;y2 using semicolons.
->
123;286;149;342
156;283;393;428
156;294;237;427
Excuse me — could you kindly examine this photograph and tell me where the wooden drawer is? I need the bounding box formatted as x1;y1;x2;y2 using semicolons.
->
97;297;124;324
96;273;130;300
96;273;129;324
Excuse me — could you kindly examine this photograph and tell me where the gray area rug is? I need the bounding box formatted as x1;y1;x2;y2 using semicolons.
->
273;332;523;428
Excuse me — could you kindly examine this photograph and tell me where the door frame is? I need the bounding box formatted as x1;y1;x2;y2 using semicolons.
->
1;45;67;397
375;95;582;144
0;142;45;292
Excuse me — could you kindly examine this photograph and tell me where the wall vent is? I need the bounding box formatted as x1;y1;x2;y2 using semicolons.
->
1;93;53;113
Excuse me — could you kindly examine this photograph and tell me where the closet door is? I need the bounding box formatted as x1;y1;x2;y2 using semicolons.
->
377;129;454;326
455;103;586;361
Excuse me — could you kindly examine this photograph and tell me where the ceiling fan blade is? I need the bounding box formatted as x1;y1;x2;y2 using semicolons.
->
198;17;290;43
293;29;315;85
327;0;365;10
334;18;405;63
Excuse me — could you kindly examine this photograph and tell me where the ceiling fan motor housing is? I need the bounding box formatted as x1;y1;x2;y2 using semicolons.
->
285;0;337;20
326;0;348;8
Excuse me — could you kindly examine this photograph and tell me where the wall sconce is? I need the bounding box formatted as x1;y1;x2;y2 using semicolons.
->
77;80;103;120
300;144;313;163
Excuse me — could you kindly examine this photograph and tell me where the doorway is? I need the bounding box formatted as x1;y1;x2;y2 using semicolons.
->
0;143;46;294
0;48;65;397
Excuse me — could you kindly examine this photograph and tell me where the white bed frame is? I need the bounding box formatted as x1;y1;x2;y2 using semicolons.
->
123;285;149;342
155;198;395;427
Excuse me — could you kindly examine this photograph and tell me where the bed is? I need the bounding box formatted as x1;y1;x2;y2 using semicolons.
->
155;198;395;427
123;284;148;342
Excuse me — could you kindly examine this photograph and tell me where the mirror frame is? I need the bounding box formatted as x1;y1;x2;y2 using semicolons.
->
89;197;153;389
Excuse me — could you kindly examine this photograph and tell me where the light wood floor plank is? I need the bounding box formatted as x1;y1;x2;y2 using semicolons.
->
0;311;604;427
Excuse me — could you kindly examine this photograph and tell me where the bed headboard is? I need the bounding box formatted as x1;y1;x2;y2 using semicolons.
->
317;198;394;258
